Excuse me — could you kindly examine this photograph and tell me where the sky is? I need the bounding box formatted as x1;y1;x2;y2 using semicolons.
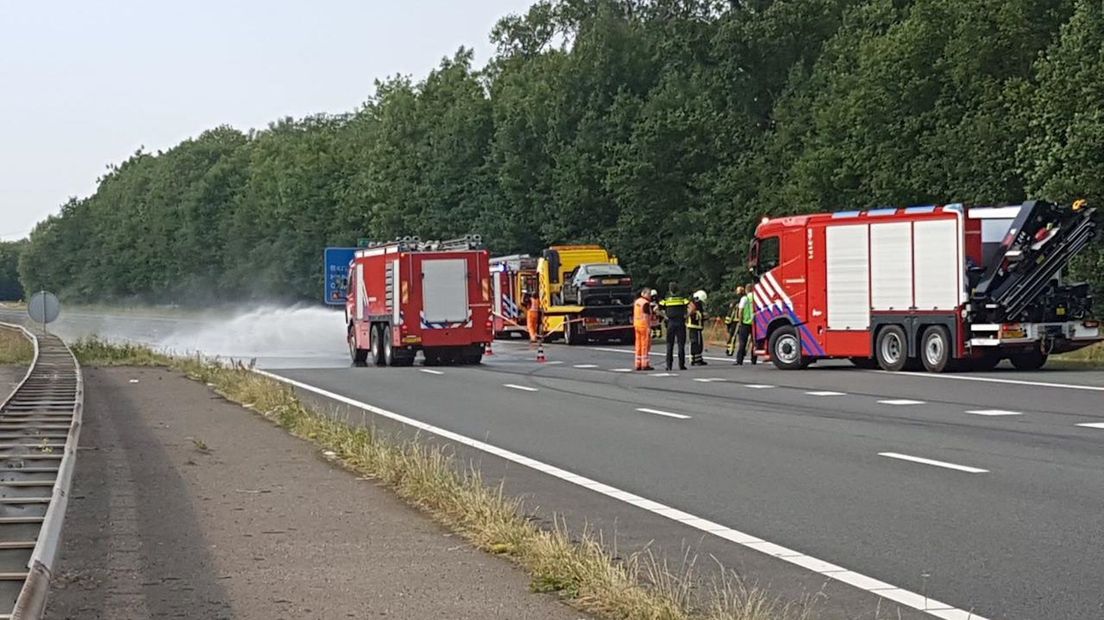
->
0;0;536;241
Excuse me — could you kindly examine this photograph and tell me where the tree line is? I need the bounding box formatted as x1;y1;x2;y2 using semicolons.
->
16;0;1104;306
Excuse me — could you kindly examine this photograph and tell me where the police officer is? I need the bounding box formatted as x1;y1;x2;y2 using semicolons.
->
687;290;708;366
735;284;757;366
658;283;690;371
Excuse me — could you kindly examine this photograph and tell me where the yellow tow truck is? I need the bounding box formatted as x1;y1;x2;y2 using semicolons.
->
536;245;635;345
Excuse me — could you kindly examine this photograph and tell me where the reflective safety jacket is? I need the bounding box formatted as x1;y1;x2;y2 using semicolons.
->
739;292;755;325
687;300;704;330
659;295;689;322
633;297;651;328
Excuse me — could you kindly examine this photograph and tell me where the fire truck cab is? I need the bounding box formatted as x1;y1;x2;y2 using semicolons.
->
749;200;1100;372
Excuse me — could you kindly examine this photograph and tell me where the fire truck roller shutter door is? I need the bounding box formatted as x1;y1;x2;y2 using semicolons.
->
422;259;469;324
870;222;913;311
825;224;870;330
913;219;959;311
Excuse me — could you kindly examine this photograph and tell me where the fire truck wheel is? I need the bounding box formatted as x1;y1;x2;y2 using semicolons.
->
1010;348;1048;371
768;326;803;370
875;325;908;372
349;328;368;367
920;325;952;373
370;324;385;366
382;326;395;366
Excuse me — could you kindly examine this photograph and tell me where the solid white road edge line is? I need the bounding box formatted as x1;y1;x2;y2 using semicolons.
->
1076;422;1104;429
504;383;539;392
878;452;989;474
635;407;691;420
965;409;1021;416
419;369;444;375
254;368;987;620
874;370;1104;392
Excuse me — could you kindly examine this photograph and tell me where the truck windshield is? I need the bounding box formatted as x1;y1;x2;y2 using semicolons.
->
754;236;780;275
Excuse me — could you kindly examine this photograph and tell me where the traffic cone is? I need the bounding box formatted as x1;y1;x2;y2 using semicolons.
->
536;339;546;363
485;340;494;356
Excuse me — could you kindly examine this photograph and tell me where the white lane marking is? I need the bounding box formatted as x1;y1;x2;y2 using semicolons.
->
965;409;1021;416
878;452;988;474
693;378;727;383
635;407;691;420
419;369;444;375
544;360;563;365
650;372;678;377
255;368;989;620
878;399;925;406
503;384;538;392
806;391;845;396
573;364;598;369
874;370;1104;393
609;368;633;373
591;346;730;364
745;384;776;389
1076;422;1104;429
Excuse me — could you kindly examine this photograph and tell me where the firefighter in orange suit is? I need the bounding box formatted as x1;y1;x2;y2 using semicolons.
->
526;292;541;343
633;288;655;371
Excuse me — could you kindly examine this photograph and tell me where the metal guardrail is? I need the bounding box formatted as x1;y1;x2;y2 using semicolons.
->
0;323;82;620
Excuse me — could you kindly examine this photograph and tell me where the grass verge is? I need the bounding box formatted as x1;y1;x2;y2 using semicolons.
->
70;337;815;620
0;326;34;365
1054;342;1104;367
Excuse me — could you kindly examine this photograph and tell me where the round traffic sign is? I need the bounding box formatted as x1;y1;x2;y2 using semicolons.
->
27;291;61;324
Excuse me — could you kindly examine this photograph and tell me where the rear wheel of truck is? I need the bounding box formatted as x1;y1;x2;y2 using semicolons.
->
1010;348;1047;371
920;325;952;373
565;317;585;345
370;324;385;366
875;325;908;372
382;326;399;366
769;326;803;370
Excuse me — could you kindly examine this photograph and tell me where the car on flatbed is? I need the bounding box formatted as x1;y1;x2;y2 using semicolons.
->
559;263;633;306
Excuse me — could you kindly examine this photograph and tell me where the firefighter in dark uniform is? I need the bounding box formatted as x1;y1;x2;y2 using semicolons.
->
725;286;744;356
687;290;708;366
658;283;690;371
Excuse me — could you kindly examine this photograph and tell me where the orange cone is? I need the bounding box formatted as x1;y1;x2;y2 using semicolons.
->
485;341;494;356
536;340;546;363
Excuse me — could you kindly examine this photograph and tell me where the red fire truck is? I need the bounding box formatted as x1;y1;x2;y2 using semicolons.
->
490;254;538;338
345;236;493;366
748;200;1100;372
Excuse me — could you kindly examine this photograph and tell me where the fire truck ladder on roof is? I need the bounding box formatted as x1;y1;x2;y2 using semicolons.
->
974;201;1098;321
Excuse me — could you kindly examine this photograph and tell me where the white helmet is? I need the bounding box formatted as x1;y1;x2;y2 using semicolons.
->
693;290;708;302
650;289;659;299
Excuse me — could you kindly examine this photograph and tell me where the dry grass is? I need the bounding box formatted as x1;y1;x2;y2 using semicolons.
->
74;338;817;620
1054;342;1104;365
0;326;34;365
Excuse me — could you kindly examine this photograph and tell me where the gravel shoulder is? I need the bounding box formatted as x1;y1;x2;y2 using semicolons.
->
47;367;585;620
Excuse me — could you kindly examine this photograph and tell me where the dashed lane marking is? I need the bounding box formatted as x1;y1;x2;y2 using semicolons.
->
635;407;692;420
419;369;444;375
544;360;563;365
1076;422;1104;429
806;391;845;396
504;384;539;392
965;409;1021;416
609;368;633;373
255;369;990;620
693;378;727;383
650;372;678;377
573;364;598;369
878;452;988;474
745;384;776;389
878;399;925;406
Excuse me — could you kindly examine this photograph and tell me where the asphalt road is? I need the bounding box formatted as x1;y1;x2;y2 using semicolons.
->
34;308;1104;619
272;341;1104;620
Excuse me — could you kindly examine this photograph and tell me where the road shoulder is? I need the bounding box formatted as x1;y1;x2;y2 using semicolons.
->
47;367;584;620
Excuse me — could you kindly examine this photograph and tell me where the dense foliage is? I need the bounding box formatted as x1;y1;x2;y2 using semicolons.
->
18;0;1104;305
0;241;27;301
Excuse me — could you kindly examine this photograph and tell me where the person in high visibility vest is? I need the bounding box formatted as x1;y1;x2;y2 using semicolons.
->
526;292;541;343
724;286;744;356
735;284;757;365
632;288;655;371
687;290;708;366
658;283;690;371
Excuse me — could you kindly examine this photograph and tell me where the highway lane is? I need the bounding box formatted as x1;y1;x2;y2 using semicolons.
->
35;308;1104;618
272;342;1104;620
